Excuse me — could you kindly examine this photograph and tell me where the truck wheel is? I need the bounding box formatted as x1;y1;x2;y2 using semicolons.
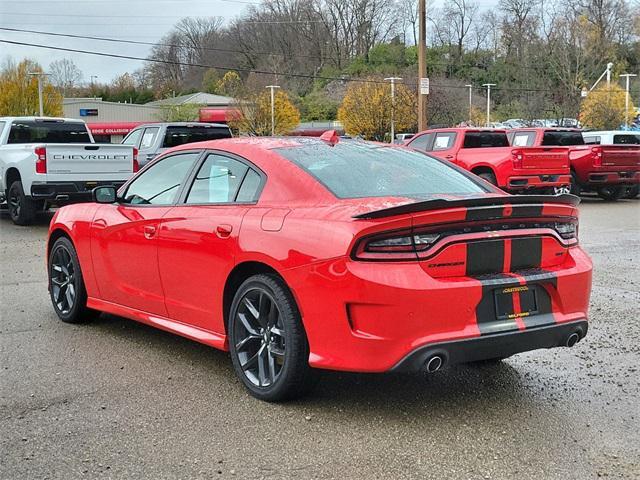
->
624;185;639;199
8;181;36;226
597;186;624;201
478;172;497;186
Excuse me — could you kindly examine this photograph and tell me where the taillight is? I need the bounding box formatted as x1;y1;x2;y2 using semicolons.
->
591;146;602;167
132;147;140;172
35;146;47;173
354;230;440;260
511;149;523;168
554;221;578;245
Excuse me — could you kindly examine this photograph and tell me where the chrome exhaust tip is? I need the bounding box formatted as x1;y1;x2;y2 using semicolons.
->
566;332;580;348
425;355;444;373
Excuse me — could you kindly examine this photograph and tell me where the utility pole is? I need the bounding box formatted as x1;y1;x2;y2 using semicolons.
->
620;73;637;129
265;85;280;136
418;0;427;131
483;83;496;127
384;77;402;143
90;75;98;99
465;84;473;124
606;62;613;88
28;72;49;117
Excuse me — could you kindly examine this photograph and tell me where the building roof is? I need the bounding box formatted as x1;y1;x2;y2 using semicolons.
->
146;92;234;107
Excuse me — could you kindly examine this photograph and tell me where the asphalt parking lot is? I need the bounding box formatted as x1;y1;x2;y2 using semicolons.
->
0;198;638;480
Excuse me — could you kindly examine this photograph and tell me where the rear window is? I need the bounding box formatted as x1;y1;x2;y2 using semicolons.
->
542;131;585;146
162;126;231;148
274;141;487;199
613;134;640;144
463;132;509;148
8;121;91;144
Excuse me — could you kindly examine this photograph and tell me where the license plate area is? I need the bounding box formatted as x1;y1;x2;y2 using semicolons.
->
494;285;538;320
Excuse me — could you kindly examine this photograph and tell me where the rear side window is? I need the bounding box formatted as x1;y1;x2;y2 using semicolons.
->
275;141;487;199
186;154;261;204
463;132;509;148
162;126;232;148
511;132;536;147
8;121;91;144
613;134;640;144
542;131;585;146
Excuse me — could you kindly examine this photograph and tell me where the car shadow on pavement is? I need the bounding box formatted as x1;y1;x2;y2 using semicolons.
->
88;311;530;415
0;209;55;226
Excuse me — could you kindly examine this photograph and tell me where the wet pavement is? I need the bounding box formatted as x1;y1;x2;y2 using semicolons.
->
1;198;638;479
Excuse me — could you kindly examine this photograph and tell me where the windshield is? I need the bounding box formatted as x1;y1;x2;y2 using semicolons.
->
8;120;91;144
162;126;231;148
542;131;585;146
463;132;509;148
274;141;488;199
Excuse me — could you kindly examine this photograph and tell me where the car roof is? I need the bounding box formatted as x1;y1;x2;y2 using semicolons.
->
0;116;86;123
132;122;230;129
583;130;639;135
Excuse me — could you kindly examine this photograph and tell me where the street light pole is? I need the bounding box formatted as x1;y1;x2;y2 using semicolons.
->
265;85;280;136
28;72;49;117
384;77;402;143
620;73;637;129
417;0;427;131
465;84;473;124
90;75;98;99
482;83;496;127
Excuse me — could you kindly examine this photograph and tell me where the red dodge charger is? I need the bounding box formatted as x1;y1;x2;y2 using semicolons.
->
47;135;593;401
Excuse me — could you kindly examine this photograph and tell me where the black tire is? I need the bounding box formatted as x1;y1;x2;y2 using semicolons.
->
597;185;624;201
48;237;94;324
624;185;639;199
7;180;36;226
478;172;498;186
570;172;581;196
228;274;314;402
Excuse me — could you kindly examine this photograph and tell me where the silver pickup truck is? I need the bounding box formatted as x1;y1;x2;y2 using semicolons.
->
0;117;138;225
122;122;232;166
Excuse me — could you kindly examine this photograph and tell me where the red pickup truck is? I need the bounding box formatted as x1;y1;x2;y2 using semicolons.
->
406;128;571;194
507;128;640;200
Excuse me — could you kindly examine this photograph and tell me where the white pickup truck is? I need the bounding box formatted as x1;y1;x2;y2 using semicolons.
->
0;117;139;225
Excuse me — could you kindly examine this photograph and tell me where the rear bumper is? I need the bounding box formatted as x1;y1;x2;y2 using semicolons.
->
585;170;640;186
30;181;126;203
506;174;571;190
392;319;587;372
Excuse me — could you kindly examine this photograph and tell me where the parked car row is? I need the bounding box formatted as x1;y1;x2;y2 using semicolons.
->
405;127;640;201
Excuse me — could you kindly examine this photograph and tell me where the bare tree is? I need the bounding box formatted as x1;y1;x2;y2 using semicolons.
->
49;59;83;96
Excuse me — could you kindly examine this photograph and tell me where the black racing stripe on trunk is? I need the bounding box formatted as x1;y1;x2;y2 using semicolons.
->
466;239;505;276
465;205;505;221
520;270;558;329
512;204;544;217
474;274;519;335
511;237;543;270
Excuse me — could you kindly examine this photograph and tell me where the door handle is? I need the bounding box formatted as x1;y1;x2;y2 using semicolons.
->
144;225;157;239
216;224;233;238
444;155;454;159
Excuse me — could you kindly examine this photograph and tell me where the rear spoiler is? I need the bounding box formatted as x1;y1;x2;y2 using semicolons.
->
353;194;580;219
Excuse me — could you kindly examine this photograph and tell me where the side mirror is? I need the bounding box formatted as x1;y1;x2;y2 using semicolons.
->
92;186;118;204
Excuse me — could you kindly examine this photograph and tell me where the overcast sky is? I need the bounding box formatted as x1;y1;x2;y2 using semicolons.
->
0;0;497;84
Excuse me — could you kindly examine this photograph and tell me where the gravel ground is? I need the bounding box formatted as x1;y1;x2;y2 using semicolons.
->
0;197;638;480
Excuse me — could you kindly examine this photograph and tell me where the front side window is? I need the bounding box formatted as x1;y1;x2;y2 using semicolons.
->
140;127;159;149
433;132;456;150
122;129;143;146
186;154;261;204
123;152;199;205
512;132;535;147
275;141;488;199
407;133;433;151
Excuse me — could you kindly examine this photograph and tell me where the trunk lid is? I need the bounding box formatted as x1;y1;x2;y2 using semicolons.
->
518;147;569;170
601;145;640;167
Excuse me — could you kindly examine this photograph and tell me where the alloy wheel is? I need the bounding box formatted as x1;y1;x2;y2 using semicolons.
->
8;188;20;220
553;185;571;195
233;288;286;387
50;246;77;315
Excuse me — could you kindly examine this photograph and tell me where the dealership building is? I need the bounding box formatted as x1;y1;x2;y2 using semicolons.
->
63;93;236;142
